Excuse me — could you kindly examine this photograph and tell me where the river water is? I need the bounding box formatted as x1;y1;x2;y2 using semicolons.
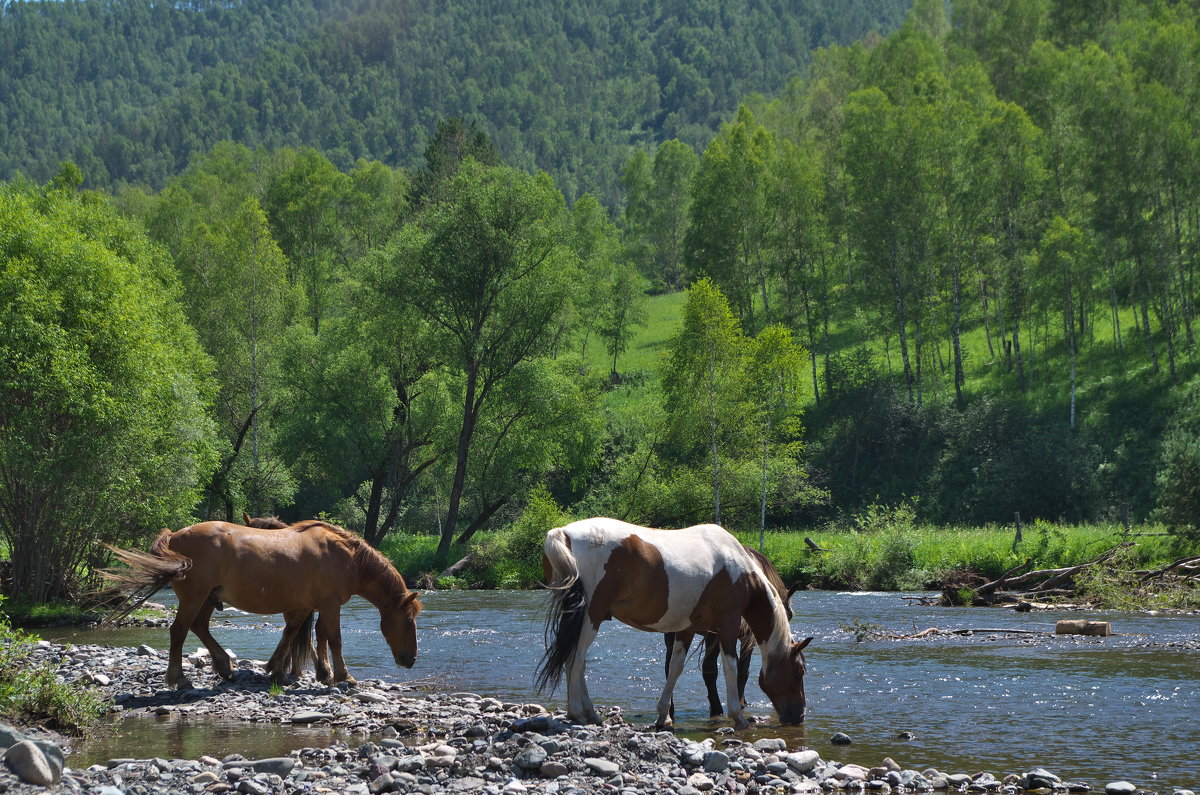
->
41;590;1200;789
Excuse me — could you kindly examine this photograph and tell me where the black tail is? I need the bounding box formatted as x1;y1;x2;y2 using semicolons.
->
535;580;587;694
287;612;316;673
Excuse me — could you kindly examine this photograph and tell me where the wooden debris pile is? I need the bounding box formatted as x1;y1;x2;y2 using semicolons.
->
941;544;1200;608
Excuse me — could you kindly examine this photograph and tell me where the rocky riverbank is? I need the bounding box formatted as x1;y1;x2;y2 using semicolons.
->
1;640;1194;795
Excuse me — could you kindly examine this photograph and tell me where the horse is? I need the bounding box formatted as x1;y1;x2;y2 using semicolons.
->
664;545;799;718
536;517;811;730
101;519;422;689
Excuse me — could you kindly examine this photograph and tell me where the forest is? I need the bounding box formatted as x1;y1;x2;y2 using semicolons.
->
0;0;909;205
4;0;1200;604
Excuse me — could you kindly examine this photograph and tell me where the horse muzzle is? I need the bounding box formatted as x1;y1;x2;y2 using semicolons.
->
395;652;416;669
778;706;806;725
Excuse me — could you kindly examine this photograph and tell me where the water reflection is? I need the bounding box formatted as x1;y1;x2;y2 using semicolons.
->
43;590;1200;789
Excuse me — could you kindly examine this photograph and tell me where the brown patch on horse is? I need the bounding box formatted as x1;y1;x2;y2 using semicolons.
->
588;535;669;630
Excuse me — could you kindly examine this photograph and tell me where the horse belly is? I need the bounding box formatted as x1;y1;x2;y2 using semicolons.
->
215;578;337;615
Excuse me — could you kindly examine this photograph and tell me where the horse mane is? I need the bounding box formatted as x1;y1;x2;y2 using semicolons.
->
744;546;793;620
291;520;422;615
244;515;289;529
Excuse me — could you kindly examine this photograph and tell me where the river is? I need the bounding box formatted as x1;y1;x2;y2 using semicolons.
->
41;590;1200;789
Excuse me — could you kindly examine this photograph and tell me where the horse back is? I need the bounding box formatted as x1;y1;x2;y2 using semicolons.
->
559;518;766;635
165;521;356;612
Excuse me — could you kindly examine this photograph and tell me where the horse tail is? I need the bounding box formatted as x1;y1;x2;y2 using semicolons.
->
541;526;579;591
96;529;193;628
287;612;316;673
535;526;586;694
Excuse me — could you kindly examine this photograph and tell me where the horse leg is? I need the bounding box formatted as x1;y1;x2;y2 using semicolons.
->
735;630;755;710
702;634;724;717
267;611;311;684
166;592;206;689
188;600;234;681
316;608;356;686
718;629;750;730
313;617;333;685
565;621;602;725
656;631;694;729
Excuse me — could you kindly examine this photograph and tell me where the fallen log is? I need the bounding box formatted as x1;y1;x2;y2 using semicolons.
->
975;558;1035;597
1137;554;1200;583
1055;619;1112;636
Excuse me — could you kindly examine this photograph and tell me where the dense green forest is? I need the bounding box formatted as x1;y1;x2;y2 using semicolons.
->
0;0;908;204
5;0;1200;604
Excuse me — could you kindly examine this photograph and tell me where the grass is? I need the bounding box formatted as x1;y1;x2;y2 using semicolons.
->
381;513;1196;603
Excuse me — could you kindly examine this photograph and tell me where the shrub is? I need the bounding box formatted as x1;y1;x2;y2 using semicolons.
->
468;484;569;587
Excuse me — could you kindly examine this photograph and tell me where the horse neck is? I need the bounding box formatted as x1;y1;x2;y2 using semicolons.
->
350;554;408;610
352;569;410;607
742;576;792;663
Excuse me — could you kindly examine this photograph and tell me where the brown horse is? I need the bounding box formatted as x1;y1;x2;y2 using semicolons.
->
102;519;422;688
537;518;811;730
664;546;799;718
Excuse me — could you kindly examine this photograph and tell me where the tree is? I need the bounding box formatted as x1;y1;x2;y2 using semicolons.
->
411;118;501;205
685;107;776;332
1154;375;1200;542
746;324;807;546
172;195;298;520
597;262;649;378
661;278;750;526
263;148;350;335
648;142;699;290
388;160;578;560
0;183;219;602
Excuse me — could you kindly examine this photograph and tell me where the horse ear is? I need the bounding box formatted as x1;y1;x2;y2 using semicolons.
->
402;592;421;606
795;636;813;652
242;511;251;525
786;581;801;599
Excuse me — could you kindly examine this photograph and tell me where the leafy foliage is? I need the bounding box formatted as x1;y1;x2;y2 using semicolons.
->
0;181;219;601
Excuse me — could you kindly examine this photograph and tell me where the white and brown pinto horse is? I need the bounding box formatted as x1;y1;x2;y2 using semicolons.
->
536;518;811;730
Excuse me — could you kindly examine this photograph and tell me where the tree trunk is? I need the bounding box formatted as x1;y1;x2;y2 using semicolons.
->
439;364;480;561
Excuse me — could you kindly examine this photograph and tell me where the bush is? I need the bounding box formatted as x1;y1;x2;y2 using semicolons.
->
467;484;569;588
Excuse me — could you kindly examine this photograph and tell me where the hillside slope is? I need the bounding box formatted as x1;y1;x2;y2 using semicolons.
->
0;0;909;201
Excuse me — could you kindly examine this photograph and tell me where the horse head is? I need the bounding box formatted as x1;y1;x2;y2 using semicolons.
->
759;636;812;724
380;591;423;668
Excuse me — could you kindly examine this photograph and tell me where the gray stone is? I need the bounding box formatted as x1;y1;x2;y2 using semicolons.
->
3;740;59;786
290;710;333;724
830;732;853;745
1105;784;1137;795
395;754;426;772
238;780;268;795
702;750;729;773
786;750;820;773
585;757;620;776
246;757;296;776
0;723;28;751
514;744;548;770
753;738;788;752
541;760;570;778
1024;769;1063;791
370;771;396;793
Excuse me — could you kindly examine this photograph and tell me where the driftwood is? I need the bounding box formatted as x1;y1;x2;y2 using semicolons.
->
949;542;1199;607
886;627;1050;640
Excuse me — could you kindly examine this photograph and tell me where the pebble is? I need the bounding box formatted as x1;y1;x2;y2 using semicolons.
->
0;639;1188;794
